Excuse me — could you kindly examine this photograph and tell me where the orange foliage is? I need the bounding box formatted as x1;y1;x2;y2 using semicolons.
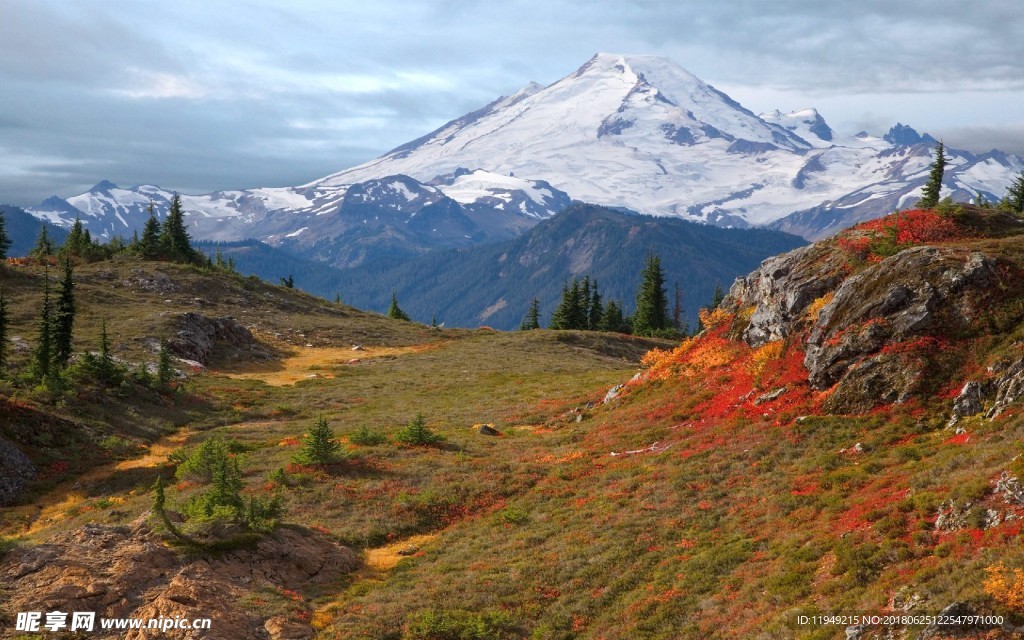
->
985;564;1024;611
804;293;834;323
749;341;784;378
636;313;825;424
698;307;732;330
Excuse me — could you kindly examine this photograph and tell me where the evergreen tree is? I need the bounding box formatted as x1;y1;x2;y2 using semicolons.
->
31;270;53;380
387;292;411;321
85;320;123;386
633;254;670;336
672;281;687;335
64;218;89;257
0;287;8;374
395;413;443;446
293;416;341;466
548;283;571;329
600;299;628;333
918;141;947;209
520;297;541;330
52;255;75;368
588;280;603;330
711;283;725;310
0;209;11;260
139;204;161;259
157;340;175;387
1005;171;1024;214
30;225;54;261
550;280;585;330
152;476;197;544
569;278;588;329
159;194;196;262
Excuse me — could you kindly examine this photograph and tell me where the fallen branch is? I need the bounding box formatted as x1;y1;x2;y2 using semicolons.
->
610;441;675;457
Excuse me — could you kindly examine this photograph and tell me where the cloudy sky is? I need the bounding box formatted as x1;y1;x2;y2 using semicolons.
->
1;0;1022;205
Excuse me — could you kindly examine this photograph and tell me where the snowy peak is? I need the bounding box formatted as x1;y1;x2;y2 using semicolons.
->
23;53;1024;245
761;108;834;147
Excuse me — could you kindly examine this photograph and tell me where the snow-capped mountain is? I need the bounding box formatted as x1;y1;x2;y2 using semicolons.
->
29;171;570;267
313;52;1024;235
27;52;1024;247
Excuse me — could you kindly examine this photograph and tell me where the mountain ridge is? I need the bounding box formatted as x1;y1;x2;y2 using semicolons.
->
20;52;1024;248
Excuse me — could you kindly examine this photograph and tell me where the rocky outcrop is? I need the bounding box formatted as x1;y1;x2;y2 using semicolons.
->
723;243;847;347
723;224;1024;414
169;313;271;365
0;518;359;640
0;438;36;506
946;381;986;426
804;249;998;412
986;356;1024;419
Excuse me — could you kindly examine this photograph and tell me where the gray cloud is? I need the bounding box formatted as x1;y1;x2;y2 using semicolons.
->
1;0;1022;206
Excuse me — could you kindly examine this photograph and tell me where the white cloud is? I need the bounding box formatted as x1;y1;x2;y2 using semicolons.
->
113;70;208;100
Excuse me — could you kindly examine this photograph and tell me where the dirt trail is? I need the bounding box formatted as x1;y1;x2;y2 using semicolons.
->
220;344;434;386
312;533;440;631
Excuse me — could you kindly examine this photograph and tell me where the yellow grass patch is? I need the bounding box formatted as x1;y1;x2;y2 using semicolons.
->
364;533;439;571
220;344;435;387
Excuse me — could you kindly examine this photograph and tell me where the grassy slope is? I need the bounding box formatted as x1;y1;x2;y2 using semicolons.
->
314;208;1024;640
4;208;1024;639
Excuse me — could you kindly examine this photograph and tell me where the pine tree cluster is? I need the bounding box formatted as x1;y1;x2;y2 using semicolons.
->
546;276;631;332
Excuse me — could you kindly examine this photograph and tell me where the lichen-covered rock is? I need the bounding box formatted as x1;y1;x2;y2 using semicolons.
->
934;500;973;532
0;438;36;506
723;243;847;347
987;356;1024;419
995;471;1024;507
948;380;986;426
169;313;271;365
804;248;998;412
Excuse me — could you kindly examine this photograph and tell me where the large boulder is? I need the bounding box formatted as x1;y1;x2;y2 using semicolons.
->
804;249;998;412
723;243;847;347
169;313;271;365
0;518;359;640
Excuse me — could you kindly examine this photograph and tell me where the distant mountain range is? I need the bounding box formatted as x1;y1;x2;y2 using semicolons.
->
206;204;806;330
24;52;1024;249
27;172;570;268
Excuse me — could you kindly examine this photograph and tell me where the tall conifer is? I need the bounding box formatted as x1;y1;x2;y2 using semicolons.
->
918;142;946;209
139;203;161;259
0;209;11;260
52;255;75;368
31;270;53;380
520;298;541;330
633;254;669;336
0;287;8;374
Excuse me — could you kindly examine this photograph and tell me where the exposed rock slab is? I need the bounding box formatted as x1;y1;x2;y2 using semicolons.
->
0;518;359;640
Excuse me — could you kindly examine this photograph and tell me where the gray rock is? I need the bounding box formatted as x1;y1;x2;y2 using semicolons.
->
934;500;972;532
987;356;1024;419
804;249;998;412
477;424;500;436
753;387;788;405
723;243;846;347
603;384;624;404
169;313;269;365
918;602;976;639
949;381;985;425
995;471;1024;507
